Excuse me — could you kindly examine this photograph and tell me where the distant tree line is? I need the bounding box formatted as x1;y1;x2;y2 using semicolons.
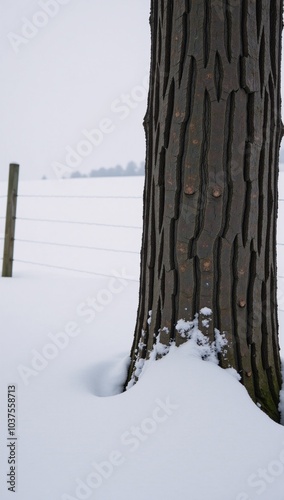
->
69;161;145;179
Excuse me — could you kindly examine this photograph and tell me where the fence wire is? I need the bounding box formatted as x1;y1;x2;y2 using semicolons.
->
17;194;142;199
16;217;142;230
14;238;139;254
12;259;139;281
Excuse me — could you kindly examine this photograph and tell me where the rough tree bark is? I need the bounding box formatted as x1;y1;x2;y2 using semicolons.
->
126;0;283;422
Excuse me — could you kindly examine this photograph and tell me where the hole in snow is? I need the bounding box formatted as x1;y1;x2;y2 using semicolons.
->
80;352;130;397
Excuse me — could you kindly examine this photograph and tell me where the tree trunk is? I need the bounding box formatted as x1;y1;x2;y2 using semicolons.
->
126;0;283;422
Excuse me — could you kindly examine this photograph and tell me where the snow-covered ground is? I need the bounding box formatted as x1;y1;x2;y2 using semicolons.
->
0;175;284;500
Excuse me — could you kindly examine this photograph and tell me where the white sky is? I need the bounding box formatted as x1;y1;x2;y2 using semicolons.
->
0;0;151;181
0;1;283;181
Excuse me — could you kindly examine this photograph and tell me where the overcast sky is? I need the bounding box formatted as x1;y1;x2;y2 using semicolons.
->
0;1;283;182
0;0;151;181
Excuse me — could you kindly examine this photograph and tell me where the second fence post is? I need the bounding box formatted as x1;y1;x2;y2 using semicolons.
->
2;163;20;278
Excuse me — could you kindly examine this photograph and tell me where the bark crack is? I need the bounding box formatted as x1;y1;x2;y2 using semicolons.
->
255;0;262;40
221;92;235;238
214;51;223;102
203;0;211;68
241;0;249;57
163;0;173;97
269;0;277;82
232;235;243;375
164;78;175;149
178;12;189;86
224;0;232;63
196;90;210;238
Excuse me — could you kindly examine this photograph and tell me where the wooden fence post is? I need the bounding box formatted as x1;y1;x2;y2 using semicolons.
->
2;164;20;277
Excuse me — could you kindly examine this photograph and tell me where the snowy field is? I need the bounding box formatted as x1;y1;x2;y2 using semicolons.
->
0;175;284;500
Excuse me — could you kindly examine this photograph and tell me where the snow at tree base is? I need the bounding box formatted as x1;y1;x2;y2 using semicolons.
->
0;176;284;500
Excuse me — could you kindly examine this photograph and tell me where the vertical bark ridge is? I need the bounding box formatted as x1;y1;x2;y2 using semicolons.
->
232;236;243;375
215;237;222;334
270;1;277;82
258;90;270;261
164;78;175;148
214;51;224;102
247;248;256;345
224;0;232;63
256;0;263;39
157;150;166;231
154;68;160;129
158;229;164;278
185;0;190;13
241;0;249;57
178;12;189;86
162;0;173;96
242;180;252;248
161;0;165;20
196;90;210;239
257;149;265;255
261;281;268;369
221;91;235;239
259;29;266;95
271;267;282;387
158;21;162;66
203;0;211;68
154;123;160;164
